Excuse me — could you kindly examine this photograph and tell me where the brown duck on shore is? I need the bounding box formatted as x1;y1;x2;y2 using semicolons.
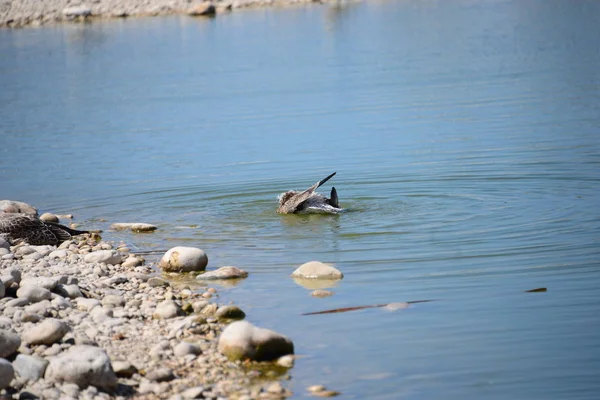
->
277;172;343;214
0;213;89;245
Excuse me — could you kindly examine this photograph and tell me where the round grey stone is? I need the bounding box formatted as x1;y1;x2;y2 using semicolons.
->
0;329;21;358
159;247;208;273
153;300;183;319
173;341;202;357
0;358;14;389
22;318;69;345
215;305;245;321
39;213;59;223
83;250;122;265
45;345;117;390
16;285;52;303
196;266;249;280
12;354;49;381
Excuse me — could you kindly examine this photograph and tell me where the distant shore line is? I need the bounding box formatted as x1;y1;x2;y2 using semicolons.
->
1;0;329;29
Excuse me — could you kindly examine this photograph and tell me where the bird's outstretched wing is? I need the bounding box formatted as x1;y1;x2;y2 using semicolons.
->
277;172;336;214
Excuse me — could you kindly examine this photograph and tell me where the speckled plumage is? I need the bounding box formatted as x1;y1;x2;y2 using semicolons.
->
277;172;343;214
0;213;89;245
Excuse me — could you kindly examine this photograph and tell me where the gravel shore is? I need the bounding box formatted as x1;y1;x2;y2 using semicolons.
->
1;0;322;28
0;229;294;399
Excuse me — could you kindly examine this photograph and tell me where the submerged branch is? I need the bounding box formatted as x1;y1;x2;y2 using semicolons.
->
302;300;436;316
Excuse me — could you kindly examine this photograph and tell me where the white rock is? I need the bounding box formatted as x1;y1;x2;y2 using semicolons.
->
276;354;295;368
218;320;294;361
31;246;55;257
0;358;14;389
4;298;28;308
39;213;59;223
16;285;52;303
102;294;125;308
159;247;208;273
24;299;51;315
291;261;343;280
62;5;92;17
153;300;183;319
15;246;36;256
45;345;117;389
13;354;48;381
22;318;69;345
0;329;21;358
20;276;59;290
122;256;143;268
110;222;157;232
173;341;202;357
51;296;72;309
75;298;100;311
49;249;69;259
23;252;43;261
83;250;122;265
196;266;248;280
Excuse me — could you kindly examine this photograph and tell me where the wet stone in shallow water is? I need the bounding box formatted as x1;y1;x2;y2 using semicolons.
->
291;261;343;280
215;305;245;321
196;266;249;280
159;246;208;273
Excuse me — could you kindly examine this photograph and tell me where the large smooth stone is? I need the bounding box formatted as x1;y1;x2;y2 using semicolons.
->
196;266;248;280
110;222;157;232
83;250;122;265
39;213;59;223
45;345;117;389
16;285;52;303
218;321;294;362
0;329;21;358
0;237;9;250
22;318;69;345
291;261;343;280
13;354;48;381
215;305;245;321
0;200;37;215
0;358;14;389
20;276;59;291
153;300;183;319
159;247;208;273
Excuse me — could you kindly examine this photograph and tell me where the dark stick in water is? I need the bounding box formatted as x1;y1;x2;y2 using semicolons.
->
302;300;435;316
302;288;548;316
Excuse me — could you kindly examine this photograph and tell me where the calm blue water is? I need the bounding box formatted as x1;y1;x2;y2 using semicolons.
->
1;0;600;398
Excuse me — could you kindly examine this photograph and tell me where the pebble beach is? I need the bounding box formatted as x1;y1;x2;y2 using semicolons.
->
0;0;322;28
0;206;303;400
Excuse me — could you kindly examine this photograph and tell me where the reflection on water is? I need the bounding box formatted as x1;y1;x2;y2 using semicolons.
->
1;0;600;398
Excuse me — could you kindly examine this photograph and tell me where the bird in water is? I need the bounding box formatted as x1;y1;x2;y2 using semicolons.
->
0;213;90;245
277;172;343;214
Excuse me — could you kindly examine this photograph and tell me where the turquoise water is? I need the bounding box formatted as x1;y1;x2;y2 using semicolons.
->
1;0;600;398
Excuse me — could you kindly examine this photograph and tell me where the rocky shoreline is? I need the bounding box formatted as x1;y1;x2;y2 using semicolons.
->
0;211;299;399
0;0;323;28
